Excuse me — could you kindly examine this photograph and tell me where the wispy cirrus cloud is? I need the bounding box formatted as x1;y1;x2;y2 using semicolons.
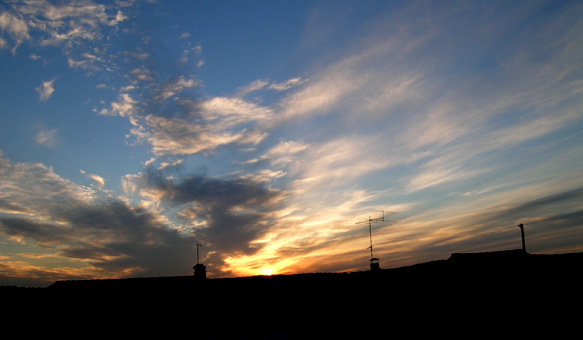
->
235;77;308;97
268;77;308;91
0;0;127;61
235;79;270;97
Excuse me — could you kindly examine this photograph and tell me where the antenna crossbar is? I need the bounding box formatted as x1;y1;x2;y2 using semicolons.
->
355;210;396;264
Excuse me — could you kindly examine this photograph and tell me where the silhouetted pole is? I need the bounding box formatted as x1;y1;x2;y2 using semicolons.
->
197;243;202;264
517;224;526;253
368;217;374;260
194;243;206;279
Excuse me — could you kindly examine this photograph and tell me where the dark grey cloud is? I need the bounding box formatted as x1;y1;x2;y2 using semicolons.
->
144;167;279;207
0;198;34;215
490;189;583;222
0;154;198;285
0;200;196;278
0;218;72;246
141;167;284;273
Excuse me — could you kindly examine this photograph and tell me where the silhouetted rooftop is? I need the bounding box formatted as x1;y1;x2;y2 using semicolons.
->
4;250;581;339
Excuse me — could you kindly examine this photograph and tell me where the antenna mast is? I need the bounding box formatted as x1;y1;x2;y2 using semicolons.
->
196;243;202;264
193;243;207;279
356;210;394;271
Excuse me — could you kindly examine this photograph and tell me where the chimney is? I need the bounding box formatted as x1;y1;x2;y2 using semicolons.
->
193;263;206;279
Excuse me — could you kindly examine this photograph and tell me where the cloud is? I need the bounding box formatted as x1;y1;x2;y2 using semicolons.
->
79;170;106;190
143;157;156;167
130;67;155;83
0;198;34;216
264;140;310;158
1;0;127;57
111;10;127;25
158;159;183;170
136;96;273;156
404;161;490;194
200;97;274;127
236;78;308;97
155;76;198;101
241;169;287;183
285;136;396;191
0;12;30;54
268;77;308;91
129;167;286;274
247;140;311;167
35;78;56;101
235;80;269;97
87;174;105;190
127;52;149;60
0;260;104;287
278;57;371;120
35;128;57;147
67;58;100;71
143;115;249;156
98;93;137;118
0;154;197;284
119;85;136;92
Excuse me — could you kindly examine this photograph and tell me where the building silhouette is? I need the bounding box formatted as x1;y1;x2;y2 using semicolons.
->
193;262;206;279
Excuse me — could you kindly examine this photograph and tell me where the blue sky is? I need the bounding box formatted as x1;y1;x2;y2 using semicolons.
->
1;0;582;287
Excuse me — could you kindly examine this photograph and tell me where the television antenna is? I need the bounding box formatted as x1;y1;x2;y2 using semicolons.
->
356;210;395;270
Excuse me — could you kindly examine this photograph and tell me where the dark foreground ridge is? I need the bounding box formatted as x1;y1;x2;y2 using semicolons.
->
4;250;582;339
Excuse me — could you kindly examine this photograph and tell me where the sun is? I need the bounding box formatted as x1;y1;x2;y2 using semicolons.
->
260;268;274;276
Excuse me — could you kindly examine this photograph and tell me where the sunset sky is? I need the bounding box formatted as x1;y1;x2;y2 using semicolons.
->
1;0;582;287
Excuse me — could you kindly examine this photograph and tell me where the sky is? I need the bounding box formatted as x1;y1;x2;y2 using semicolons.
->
1;0;582;287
